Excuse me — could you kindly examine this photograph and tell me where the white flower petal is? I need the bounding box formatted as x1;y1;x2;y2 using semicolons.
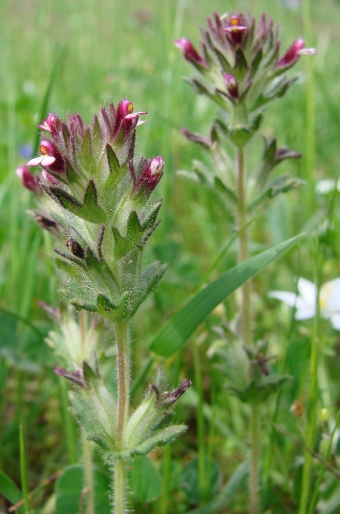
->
295;304;315;320
268;291;299;307
297;278;316;304
320;278;340;314
41;156;56;167
330;314;340;331
27;156;43;167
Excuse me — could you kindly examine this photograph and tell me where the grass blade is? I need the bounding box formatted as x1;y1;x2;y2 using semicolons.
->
150;234;304;358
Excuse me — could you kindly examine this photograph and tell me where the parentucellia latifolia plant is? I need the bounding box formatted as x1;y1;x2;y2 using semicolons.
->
16;100;191;513
175;11;315;514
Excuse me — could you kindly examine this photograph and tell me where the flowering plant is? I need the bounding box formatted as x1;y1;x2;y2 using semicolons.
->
175;11;315;514
269;277;340;330
18;100;191;513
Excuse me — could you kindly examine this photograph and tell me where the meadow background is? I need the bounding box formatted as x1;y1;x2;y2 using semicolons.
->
1;0;340;512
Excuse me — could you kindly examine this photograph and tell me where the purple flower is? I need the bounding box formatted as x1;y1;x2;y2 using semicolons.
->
277;39;316;68
113;99;147;138
27;140;65;173
16;166;40;193
136;156;164;194
38;113;60;136
223;14;248;46
174;38;207;67
223;73;239;99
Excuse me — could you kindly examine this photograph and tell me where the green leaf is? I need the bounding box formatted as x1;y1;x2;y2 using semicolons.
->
68;391;113;451
130;262;167;317
180;457;221;505
229;375;291;404
82;180;106;223
132;425;187;456
0;470;24;509
130;456;162;503
150;234;304;358
188;461;249;514
56;465;110;514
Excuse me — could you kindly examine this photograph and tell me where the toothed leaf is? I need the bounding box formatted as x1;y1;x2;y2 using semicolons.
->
130;262;167;317
69;391;113;451
131;425;187;456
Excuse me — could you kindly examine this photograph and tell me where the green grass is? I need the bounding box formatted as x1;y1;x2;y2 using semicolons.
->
2;0;340;512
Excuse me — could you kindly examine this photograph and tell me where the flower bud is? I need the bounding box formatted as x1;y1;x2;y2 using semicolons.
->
66;238;85;259
277;39;316;68
174;38;207;67
67;113;85;138
136;156;164;194
38;113;60;136
16;166;40;193
223;73;239;99
35;214;58;231
42;169;59;185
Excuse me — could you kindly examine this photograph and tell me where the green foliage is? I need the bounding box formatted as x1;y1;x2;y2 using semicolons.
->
2;0;340;513
130;456;162;503
56;465;111;514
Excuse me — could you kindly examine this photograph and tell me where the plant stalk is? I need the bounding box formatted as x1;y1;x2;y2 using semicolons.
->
114;320;130;514
298;251;321;514
82;427;95;514
237;147;259;514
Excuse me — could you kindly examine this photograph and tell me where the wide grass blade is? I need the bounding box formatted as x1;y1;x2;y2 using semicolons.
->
150;234;304;358
0;470;24;513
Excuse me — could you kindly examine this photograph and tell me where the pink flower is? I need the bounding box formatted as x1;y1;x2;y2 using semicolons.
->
223;14;248;46
27;140;65;173
16;166;40;193
38;113;60;136
113;99;147;138
174;38;207;67
277;39;316;68
223;73;239;99
136;156;164;194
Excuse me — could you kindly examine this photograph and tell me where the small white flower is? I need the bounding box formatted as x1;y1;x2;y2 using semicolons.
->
269;277;340;330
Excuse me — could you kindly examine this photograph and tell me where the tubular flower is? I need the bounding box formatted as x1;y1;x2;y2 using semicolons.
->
277;38;316;68
223;14;248;46
174;38;207;67
16;166;40;193
269;277;340;330
134;156;165;195
38;113;60;136
27;140;65;173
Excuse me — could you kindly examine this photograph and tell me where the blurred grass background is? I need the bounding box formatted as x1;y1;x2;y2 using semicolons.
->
1;0;340;512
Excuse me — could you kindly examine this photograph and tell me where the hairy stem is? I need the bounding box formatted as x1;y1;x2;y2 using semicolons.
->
82;427;95;514
114;321;130;514
237;147;259;514
237;147;251;347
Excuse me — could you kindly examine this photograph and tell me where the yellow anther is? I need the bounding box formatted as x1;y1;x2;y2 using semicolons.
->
40;145;48;155
128;103;133;114
230;16;240;26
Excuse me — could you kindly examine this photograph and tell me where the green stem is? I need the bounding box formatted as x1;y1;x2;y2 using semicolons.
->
249;404;260;514
113;320;130;514
236;147;259;514
298;256;321;514
237;148;251;348
82;427;95;514
194;341;206;506
19;425;30;514
59;377;76;464
160;444;171;514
